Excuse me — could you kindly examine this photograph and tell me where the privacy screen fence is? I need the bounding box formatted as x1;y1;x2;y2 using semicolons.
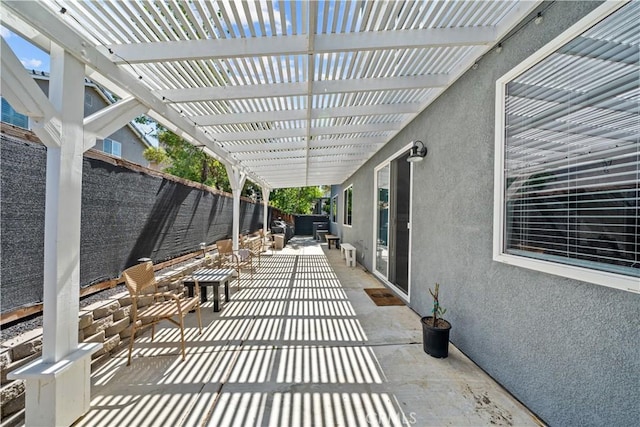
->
1;136;272;314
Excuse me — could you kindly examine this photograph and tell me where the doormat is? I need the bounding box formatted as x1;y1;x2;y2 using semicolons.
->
364;288;405;306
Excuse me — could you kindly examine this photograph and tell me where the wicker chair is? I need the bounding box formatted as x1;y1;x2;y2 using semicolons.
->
122;261;202;366
259;229;274;255
215;238;253;288
245;236;264;267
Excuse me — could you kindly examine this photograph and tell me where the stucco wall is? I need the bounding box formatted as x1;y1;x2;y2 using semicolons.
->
335;2;640;426
84;87;148;166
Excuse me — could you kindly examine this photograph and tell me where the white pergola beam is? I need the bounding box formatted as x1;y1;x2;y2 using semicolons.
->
83;97;148;150
241;152;372;164
310;136;388;148
156;75;447;103
253;167;308;175
195;110;307;126
235;145;375;161
314;74;449;93
235;151;306;161
0;5;51;52
314;26;498;51
225;141;307;153
311;103;422;119
308;159;368;165
106;36;307;63
224;136;386;154
0;36;61;147
307;171;356;176
311;122;402;136
216;128;306;142
104;27;497;64
193;103;420;127
218;123;400;142
251;164;356;173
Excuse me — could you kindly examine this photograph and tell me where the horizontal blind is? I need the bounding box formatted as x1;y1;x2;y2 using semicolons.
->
1;98;29;129
503;2;639;278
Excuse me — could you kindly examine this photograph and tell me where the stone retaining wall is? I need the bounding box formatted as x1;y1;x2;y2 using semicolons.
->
0;258;204;426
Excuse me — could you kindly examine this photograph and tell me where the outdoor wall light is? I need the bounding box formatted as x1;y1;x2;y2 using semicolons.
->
407;140;427;162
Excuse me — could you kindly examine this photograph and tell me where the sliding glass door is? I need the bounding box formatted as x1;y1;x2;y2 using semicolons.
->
376;165;390;278
374;149;412;297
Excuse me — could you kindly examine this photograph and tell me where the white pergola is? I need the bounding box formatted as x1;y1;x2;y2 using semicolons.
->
2;0;540;190
0;1;540;425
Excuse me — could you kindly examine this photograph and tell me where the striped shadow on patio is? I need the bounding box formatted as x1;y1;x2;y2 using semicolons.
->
75;253;409;426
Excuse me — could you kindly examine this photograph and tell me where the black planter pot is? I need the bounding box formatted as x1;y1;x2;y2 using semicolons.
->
421;316;451;358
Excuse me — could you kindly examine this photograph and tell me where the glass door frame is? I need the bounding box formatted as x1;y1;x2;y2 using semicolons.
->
372;143;414;301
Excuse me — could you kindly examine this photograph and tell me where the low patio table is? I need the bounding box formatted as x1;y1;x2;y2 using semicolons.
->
325;234;340;249
183;268;234;312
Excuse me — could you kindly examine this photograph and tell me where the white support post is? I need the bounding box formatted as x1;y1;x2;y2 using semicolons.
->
44;44;84;363
261;186;271;237
225;164;247;251
8;44;100;427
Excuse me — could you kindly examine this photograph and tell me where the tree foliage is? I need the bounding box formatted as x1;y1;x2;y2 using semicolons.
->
143;146;168;164
141;127;323;207
150;129;258;197
270;187;324;214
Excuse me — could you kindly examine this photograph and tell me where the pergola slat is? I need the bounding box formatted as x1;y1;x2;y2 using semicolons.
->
2;0;540;188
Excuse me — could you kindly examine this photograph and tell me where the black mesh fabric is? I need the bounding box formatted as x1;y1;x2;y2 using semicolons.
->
1;137;47;310
1;136;270;313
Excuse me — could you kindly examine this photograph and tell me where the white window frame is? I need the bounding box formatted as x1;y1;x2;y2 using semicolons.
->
103;138;122;158
493;1;639;294
343;185;353;227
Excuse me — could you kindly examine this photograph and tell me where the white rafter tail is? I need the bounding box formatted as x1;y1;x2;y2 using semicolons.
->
83;97;148;151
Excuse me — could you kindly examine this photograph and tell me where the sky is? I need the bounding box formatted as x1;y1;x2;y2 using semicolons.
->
1;26;51;72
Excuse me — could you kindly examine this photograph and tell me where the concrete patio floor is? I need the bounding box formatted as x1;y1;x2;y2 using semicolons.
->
74;237;542;427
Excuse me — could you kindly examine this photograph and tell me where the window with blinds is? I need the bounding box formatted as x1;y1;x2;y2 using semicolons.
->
496;2;639;290
1;98;29;129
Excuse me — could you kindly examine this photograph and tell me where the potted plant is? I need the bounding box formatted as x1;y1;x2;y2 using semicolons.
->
421;283;452;358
